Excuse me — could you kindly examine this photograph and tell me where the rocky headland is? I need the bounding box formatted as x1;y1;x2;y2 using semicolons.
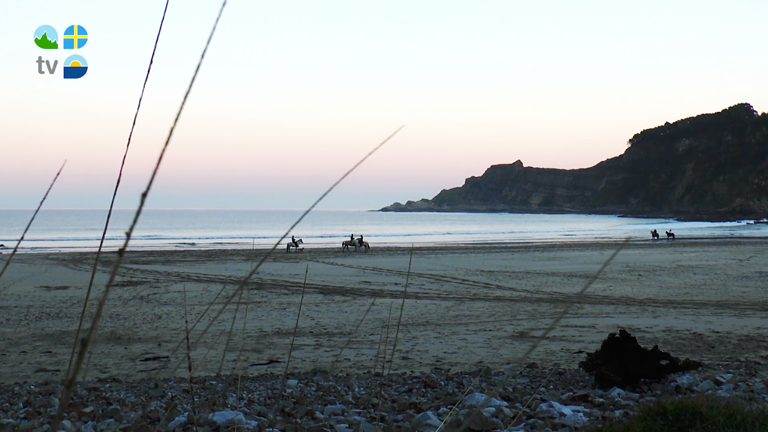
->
381;104;768;221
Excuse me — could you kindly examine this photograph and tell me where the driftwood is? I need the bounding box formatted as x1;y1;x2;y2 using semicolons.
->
579;329;702;389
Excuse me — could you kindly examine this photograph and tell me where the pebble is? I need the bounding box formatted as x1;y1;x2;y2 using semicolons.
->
414;411;441;429
0;363;762;431
167;412;187;429
675;374;697;389
463;392;508;407
208;410;246;425
696;380;716;392
715;374;734;385
323;404;346;416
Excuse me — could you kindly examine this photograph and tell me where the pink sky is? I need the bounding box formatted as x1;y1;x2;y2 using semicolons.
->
2;1;766;209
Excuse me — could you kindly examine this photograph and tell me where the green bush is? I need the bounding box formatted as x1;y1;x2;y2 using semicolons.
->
590;396;768;432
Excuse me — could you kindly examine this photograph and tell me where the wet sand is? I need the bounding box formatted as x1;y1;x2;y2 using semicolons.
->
0;239;766;384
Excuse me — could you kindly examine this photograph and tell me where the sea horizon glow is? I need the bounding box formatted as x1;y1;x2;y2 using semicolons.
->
2;209;766;253
2;1;767;210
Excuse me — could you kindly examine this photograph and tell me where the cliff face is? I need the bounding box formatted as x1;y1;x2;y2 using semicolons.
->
381;103;768;221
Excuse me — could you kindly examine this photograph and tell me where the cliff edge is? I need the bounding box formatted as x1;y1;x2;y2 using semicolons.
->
380;103;768;221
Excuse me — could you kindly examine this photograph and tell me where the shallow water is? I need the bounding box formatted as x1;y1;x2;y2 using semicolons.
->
0;209;765;252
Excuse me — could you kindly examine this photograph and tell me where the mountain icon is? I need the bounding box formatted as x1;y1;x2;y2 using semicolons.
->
34;25;58;49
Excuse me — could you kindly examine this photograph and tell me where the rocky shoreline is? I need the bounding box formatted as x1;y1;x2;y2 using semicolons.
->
377;202;765;223
2;361;766;431
380;104;768;223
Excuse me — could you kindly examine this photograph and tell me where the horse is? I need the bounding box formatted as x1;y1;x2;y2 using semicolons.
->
342;239;370;252
665;230;675;240
287;238;304;252
651;229;659;240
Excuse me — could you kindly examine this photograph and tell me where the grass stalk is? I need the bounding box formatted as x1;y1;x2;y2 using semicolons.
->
162;284;225;373
64;0;170;382
510;366;559;427
387;244;413;374
82;341;95;382
283;264;309;386
0;160;66;286
218;286;243;375
435;239;629;432
200;329;224;365
55;1;228;425
374;323;385;372
233;239;258;406
329;297;377;373
381;302;393;375
182;285;197;429
167;125;405;377
233;277;251;421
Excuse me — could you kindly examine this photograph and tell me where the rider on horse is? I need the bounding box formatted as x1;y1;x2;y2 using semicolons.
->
357;234;364;247
291;235;299;248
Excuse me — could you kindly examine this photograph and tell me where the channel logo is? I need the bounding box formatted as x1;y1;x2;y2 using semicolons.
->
63;25;88;49
33;24;89;79
34;25;58;49
64;55;88;79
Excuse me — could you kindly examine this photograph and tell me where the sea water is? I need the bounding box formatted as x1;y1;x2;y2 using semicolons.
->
0;209;765;253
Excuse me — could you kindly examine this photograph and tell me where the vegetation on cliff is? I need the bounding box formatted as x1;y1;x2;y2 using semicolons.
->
381;103;768;221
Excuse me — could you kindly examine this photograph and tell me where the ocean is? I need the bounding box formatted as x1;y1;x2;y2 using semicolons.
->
0;209;765;253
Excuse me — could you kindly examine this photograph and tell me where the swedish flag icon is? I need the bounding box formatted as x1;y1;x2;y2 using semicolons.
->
63;25;88;49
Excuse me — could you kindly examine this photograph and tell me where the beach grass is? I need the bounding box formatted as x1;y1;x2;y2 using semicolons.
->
590;396;768;432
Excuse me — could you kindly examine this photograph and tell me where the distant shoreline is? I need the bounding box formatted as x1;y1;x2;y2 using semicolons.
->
376;207;766;223
1;210;764;254
4;235;767;257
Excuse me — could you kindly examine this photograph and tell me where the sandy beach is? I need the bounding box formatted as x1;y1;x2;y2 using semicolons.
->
0;239;766;385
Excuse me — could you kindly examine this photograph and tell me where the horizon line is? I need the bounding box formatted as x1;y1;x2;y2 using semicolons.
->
0;207;379;212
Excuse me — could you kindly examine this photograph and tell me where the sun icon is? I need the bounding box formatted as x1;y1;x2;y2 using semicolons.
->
64;55;88;79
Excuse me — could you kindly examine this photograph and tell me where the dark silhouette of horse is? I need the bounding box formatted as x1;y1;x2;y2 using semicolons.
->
651;229;659;240
342;238;370;252
287;238;304;252
665;230;675;240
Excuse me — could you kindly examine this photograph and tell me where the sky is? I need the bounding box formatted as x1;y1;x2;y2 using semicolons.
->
1;1;767;210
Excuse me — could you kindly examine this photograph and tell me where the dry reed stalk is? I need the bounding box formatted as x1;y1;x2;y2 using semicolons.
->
82;342;94;382
283;264;309;386
232;296;250;378
64;0;170;382
200;329;225;365
230;240;260;431
233;278;252;421
167;125;405;377
233;238;258;399
182;285;197;429
509;365;559;428
163;284;225;371
0;160;66;286
218;287;244;375
329;297;377;373
55;1;228;425
387;244;413;374
380;302;393;375
374;323;385;371
232;243;259;432
434;239;629;432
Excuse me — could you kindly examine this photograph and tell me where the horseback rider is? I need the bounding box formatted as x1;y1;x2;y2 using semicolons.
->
350;234;354;243
358;234;364;247
291;235;299;248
